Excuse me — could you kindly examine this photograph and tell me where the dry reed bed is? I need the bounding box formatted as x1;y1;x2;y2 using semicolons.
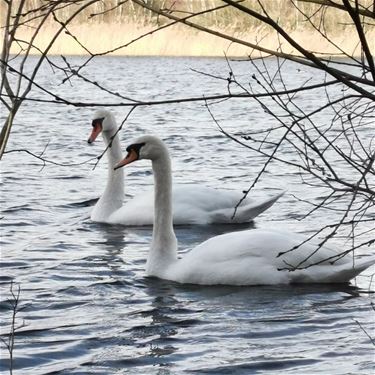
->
1;0;374;56
5;23;374;57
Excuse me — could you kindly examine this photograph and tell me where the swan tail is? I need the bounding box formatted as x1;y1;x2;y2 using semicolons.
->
295;256;375;283
333;257;375;282
228;191;285;223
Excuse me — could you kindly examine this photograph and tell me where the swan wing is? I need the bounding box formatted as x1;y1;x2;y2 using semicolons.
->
210;191;285;223
108;185;282;225
172;185;283;224
166;229;374;285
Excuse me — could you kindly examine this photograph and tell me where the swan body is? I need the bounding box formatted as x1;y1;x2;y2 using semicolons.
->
100;184;283;225
166;229;374;285
88;109;283;225
115;135;375;286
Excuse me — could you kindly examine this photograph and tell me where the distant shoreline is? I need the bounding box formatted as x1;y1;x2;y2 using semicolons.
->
6;23;374;57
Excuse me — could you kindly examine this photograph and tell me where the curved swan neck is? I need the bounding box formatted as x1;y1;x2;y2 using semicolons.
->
103;131;123;173
91;130;124;221
152;154;173;237
147;150;177;273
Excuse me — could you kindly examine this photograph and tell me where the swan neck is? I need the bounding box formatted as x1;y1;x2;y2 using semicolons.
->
103;131;123;170
91;130;124;221
148;151;177;271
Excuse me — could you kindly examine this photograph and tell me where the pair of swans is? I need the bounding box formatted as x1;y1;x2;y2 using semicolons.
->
88;110;283;225
89;111;374;285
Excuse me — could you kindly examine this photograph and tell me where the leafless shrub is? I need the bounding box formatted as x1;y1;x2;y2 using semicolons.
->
0;282;24;375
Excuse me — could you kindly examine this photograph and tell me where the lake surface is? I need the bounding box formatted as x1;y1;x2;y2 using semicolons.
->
1;56;374;374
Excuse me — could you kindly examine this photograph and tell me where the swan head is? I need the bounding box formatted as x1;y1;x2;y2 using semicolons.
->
88;109;117;143
114;135;167;169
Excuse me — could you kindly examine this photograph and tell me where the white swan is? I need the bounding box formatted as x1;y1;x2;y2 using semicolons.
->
88;109;283;225
114;135;375;285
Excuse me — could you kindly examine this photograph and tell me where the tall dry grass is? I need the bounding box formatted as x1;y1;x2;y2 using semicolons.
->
8;22;374;57
2;0;370;30
1;0;374;56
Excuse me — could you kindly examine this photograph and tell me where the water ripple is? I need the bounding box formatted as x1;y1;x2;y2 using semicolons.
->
0;56;374;375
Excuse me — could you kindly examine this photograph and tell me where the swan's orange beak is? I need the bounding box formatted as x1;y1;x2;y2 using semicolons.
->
114;149;138;170
87;122;102;144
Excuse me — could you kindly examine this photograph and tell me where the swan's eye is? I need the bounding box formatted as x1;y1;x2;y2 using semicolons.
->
92;117;104;127
126;142;146;157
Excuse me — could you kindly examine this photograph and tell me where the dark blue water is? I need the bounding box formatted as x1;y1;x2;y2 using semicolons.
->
1;56;374;374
